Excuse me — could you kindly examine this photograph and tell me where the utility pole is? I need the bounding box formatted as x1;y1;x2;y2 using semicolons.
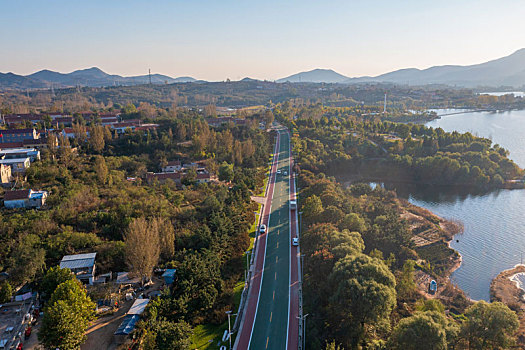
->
149;68;152;85
383;93;387;114
226;310;234;350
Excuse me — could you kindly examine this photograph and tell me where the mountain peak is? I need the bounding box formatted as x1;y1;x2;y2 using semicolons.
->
277;68;348;83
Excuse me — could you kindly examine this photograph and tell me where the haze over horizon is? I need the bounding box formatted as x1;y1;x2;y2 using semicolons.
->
2;0;525;81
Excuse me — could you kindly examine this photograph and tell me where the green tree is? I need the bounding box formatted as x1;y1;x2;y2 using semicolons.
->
94;155;108;184
389;311;459;350
461;301;519;349
218;162;234;182
302;194;323;221
39;279;95;350
40;266;75;299
328;254;397;347
0;280;13;303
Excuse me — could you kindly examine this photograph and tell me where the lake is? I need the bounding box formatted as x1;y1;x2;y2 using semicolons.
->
399;109;525;300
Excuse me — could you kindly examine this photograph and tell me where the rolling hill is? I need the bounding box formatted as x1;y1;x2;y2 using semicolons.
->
0;67;196;90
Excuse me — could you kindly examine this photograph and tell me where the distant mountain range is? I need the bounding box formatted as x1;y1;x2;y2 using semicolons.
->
278;49;525;87
0;67;196;90
3;49;525;90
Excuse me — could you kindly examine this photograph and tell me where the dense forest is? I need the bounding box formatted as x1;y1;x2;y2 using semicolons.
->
276;104;523;189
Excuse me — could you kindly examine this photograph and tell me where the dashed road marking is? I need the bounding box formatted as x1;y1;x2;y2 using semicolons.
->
275;272;277;280
273;290;275;300
266;337;269;349
270;311;273;322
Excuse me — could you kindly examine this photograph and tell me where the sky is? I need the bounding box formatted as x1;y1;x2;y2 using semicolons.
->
1;0;525;81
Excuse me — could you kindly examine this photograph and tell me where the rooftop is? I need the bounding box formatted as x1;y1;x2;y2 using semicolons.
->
4;189;31;201
60;253;96;270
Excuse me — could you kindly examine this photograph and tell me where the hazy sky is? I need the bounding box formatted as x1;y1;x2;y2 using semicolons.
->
1;0;525;81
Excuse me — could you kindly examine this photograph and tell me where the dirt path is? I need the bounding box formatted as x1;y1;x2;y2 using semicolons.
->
81;300;134;350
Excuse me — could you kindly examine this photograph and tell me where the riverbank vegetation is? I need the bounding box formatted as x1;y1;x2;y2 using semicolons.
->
280;104;523;189
288;104;522;348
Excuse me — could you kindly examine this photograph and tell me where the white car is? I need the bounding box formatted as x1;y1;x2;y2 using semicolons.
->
292;237;299;246
283;170;288;176
259;224;267;233
276;170;282;175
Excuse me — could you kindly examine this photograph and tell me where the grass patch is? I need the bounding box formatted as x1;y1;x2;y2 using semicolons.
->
416;241;458;275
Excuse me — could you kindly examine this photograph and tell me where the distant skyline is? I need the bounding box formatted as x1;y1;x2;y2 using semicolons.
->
1;0;525;81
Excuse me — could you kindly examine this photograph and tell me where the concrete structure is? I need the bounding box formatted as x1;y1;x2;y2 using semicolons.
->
0;164;12;185
4;189;48;209
0;157;30;173
59;253;96;285
161;160;182;173
0;129;39;143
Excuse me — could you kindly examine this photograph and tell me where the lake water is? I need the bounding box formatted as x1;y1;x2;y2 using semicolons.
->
402;109;525;300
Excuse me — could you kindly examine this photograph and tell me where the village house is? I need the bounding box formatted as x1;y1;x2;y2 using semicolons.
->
161;160;182;173
0;157;31;173
145;172;182;185
0;128;40;143
0;148;40;162
59;253;97;285
4;189;48;209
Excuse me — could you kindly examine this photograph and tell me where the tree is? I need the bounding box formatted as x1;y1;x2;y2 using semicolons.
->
0;280;13;303
461;301;519;349
39;279;95;350
218;162;234;182
148;319;193;350
328;254;397;347
124;217;160;284
94;155;108;184
154;217;175;260
396;260;417;300
264;110;274;126
389;311;459;350
302;194;323;222
40;266;75;299
89;125;105;152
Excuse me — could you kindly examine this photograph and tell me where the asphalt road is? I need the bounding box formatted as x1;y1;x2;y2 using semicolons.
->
235;128;299;350
250;129;298;350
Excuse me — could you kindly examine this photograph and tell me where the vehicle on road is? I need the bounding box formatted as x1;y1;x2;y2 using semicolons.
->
290;200;297;210
259;224;267;233
283;170;288;176
276;170;281;175
292;237;299;246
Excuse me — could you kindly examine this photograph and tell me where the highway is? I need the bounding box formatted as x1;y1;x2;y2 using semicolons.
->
235;128;300;349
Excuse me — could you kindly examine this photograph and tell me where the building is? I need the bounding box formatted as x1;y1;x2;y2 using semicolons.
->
4;189;48;209
2;114;43;127
196;172;211;184
0;164;12;185
145;172;182;185
0;148;40;162
161;160;182;173
0;157;31;173
0;129;39;143
59;253;96;285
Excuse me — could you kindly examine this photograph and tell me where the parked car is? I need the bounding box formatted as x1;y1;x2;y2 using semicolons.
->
292;237;299;246
276;170;281;175
283;170;288;176
259;224;267;233
24;327;31;339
